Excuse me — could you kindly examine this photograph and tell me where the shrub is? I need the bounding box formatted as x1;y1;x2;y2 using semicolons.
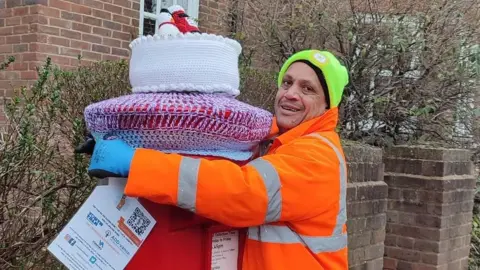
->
231;0;479;149
237;65;277;113
0;57;130;268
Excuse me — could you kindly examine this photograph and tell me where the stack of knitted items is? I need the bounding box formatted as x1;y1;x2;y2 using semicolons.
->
83;6;273;162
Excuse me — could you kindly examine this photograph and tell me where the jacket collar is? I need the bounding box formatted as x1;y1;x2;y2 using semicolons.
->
268;107;339;149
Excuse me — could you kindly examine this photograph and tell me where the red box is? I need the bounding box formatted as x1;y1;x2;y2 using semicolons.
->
125;198;246;270
124;155;249;269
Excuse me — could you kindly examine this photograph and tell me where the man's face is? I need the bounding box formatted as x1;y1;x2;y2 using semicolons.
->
274;62;328;133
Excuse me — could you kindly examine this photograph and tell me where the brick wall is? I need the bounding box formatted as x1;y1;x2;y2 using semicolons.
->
344;143;387;270
0;0;39;97
198;0;231;35
0;0;141;126
383;146;476;270
0;0;140;98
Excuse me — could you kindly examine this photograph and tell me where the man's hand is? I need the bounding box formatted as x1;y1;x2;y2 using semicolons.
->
74;133;96;155
88;137;135;179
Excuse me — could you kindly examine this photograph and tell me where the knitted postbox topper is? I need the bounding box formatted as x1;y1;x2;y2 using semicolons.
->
84;92;272;161
84;19;273;161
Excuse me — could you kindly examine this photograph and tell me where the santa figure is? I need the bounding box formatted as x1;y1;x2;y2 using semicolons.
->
167;5;200;33
157;8;181;35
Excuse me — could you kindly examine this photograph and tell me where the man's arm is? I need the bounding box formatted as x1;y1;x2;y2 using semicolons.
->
124;136;343;227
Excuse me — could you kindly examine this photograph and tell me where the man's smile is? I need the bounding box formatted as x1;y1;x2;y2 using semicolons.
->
280;104;301;113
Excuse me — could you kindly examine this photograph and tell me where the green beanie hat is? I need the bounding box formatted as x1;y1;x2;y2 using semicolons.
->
277;50;349;109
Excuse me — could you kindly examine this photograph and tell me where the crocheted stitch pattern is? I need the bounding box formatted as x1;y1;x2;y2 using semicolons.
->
84;92;273;160
129;33;242;55
131;83;240;96
129;33;241;97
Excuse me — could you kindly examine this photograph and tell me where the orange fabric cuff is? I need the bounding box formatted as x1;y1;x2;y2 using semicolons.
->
268;117;279;138
124;148;182;206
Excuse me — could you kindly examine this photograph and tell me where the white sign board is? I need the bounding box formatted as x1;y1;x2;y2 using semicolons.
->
211;230;239;270
48;181;156;270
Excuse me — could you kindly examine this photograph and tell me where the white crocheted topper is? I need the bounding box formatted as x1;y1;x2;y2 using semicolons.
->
129;31;243;97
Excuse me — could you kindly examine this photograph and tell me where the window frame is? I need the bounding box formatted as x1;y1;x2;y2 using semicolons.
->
138;0;200;36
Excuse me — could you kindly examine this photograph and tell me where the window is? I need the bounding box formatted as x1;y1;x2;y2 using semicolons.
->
453;43;479;140
347;12;478;142
139;0;200;36
346;13;425;133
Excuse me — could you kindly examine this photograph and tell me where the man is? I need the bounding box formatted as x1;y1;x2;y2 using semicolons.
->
86;49;350;269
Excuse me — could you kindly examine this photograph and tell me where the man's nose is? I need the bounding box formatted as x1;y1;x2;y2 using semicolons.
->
284;85;300;100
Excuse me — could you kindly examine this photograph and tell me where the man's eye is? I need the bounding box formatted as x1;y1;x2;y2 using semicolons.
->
302;86;315;94
282;80;292;86
303;86;312;91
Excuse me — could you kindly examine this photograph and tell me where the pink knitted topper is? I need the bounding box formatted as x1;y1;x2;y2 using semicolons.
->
84;92;273;160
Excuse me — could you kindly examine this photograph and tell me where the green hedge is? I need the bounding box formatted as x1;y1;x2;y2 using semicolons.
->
0;58;131;268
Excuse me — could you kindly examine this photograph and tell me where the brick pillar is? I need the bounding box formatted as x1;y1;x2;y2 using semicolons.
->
345;144;388;270
383;146;476;270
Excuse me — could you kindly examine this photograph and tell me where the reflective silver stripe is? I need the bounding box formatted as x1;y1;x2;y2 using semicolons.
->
247;133;348;253
248;158;282;223
248;225;347;252
248;225;298;244
177;157;201;212
307;133;347;236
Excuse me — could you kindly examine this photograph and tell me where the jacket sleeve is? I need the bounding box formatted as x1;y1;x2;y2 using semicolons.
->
124;136;345;228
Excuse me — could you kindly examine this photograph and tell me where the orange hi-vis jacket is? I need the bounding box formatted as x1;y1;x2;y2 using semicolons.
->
124;107;348;270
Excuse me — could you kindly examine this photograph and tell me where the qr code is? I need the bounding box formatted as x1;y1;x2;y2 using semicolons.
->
126;207;151;236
